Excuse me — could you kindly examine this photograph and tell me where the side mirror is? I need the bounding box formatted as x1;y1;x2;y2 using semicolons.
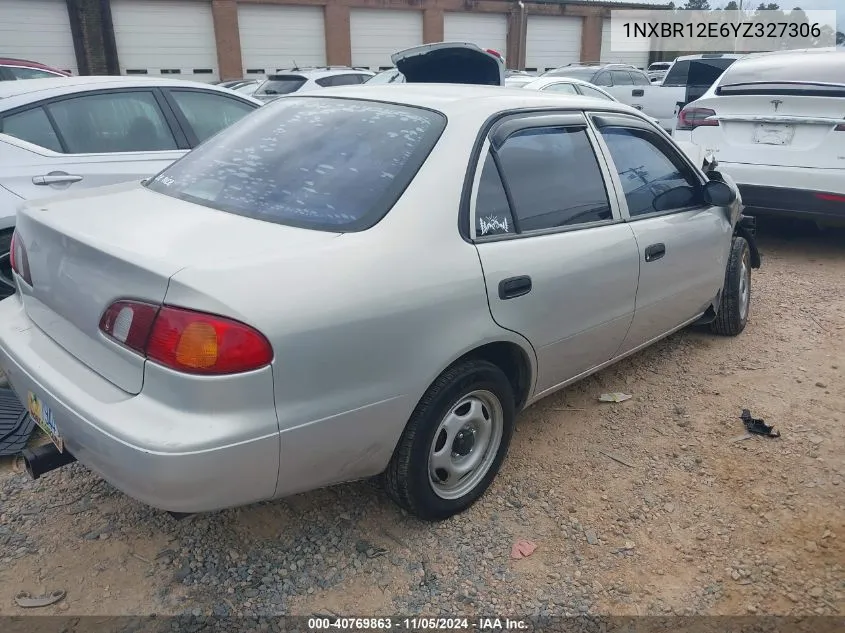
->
703;180;736;207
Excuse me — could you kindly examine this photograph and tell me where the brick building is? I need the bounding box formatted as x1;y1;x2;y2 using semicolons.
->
1;0;665;82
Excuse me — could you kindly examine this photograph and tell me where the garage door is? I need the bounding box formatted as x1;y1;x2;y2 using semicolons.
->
238;5;326;77
0;0;77;74
350;10;423;70
111;0;218;81
525;16;582;73
443;13;508;56
600;19;650;69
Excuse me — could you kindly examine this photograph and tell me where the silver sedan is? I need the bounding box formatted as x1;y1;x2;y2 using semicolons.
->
0;85;760;521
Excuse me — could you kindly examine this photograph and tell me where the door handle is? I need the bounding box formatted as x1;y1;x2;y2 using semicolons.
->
644;243;666;262
632;89;645;97
498;275;532;300
32;174;83;186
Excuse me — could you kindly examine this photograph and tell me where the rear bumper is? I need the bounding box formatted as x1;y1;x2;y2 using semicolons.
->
0;296;280;513
716;162;845;221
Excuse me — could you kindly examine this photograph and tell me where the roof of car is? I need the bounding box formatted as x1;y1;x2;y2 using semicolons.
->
0;57;68;72
673;53;745;61
0;76;262;109
293;83;646;118
522;76;608;90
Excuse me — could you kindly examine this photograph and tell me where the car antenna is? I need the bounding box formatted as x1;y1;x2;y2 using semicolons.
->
292;59;299;71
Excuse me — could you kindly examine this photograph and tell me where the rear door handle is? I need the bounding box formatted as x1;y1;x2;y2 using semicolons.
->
644;243;666;262
32;174;83;186
632;89;645;97
498;275;532;300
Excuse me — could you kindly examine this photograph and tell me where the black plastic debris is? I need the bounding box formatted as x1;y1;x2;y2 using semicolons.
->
740;409;780;438
0;388;33;456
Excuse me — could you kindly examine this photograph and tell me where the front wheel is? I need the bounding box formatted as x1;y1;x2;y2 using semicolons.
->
384;359;515;521
710;236;751;336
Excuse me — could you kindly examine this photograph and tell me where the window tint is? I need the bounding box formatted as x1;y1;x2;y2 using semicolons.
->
146;97;446;232
541;68;598;81
593;72;612;86
255;75;307;96
47;91;177;153
542;82;578;95
170;90;255;144
475;152;514;236
0;107;62;152
599;127;702;217
610;70;633;85
332;74;366;86
631;72;651;86
577;85;614;101
9;67;61;79
495;127;611;232
663;58;735;87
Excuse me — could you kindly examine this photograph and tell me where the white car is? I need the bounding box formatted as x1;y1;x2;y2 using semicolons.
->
673;49;845;227
252;68;375;103
0;76;261;289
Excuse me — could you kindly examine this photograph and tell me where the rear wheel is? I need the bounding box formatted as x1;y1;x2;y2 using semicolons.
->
710;236;751;336
384;359;515;521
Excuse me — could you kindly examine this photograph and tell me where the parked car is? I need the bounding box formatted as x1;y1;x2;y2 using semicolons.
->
232;80;261;96
0;58;70;81
366;44;507;87
660;54;743;130
519;76;663;128
540;63;670;130
0;76;262;294
0;79;760;521
366;68;404;84
673;49;845;227
647;61;672;84
252;67;375;103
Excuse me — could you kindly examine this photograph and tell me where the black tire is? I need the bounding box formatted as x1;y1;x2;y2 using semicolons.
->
710;236;751;336
384;359;515;521
0;229;14;301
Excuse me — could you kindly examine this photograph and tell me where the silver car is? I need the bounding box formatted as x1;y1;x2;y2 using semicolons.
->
0;84;760;521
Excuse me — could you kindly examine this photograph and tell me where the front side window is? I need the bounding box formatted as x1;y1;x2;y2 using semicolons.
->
599;126;702;217
542;82;578;95
47;91;177;153
169;90;255;143
146;97;446;232
631;72;651;86
594;72;612;86
0;107;62;152
493;127;612;232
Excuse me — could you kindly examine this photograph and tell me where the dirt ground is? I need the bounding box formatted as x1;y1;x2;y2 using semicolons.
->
0;219;842;619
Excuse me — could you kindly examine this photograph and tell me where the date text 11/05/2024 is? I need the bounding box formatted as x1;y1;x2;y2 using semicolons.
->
624;21;823;38
307;618;529;630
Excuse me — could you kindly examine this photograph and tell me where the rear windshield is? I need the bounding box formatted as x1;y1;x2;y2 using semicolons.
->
662;58;735;87
145;97;446;232
540;67;597;81
255;75;306;96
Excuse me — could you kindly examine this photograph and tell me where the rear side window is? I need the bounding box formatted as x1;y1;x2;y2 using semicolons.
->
47;91;177;153
146;97;446;232
169;90;255;143
611;71;633;85
255;75;307;96
475;152;515;237
8;67;62;79
542;82;578;95
578;85;614;101
0;107;62;152
493;127;611;232
631;72;651;86
594;72;612;87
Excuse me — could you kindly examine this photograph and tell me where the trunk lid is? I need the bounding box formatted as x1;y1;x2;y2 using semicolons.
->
689;93;845;169
392;42;505;87
15;181;338;394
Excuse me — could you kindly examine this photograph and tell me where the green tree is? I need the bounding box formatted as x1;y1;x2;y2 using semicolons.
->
757;2;780;9
723;1;739;9
683;0;711;9
837;30;844;45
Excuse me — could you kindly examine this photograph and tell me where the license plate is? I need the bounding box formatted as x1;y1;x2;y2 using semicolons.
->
27;391;63;452
752;123;795;146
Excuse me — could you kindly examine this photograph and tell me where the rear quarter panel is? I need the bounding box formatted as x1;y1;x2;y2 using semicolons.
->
162;113;538;496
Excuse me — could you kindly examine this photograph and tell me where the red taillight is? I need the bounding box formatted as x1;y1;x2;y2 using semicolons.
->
835;122;845;131
815;192;845;203
677;107;719;131
99;301;273;375
486;48;502;59
9;231;32;286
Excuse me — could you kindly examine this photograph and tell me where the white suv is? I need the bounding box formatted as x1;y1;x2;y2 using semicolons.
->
252;67;375;103
674;49;845;227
